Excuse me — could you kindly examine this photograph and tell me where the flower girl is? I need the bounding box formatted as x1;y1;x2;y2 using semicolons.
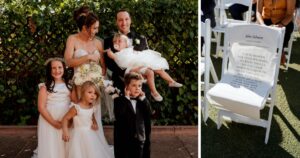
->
32;57;75;158
62;81;114;158
107;33;182;101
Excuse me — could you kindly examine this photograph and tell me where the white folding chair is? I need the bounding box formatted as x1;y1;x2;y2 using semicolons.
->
283;10;299;70
207;23;285;144
201;19;218;123
213;0;253;57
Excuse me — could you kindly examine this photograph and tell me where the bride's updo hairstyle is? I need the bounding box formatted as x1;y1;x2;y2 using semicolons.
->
73;6;99;31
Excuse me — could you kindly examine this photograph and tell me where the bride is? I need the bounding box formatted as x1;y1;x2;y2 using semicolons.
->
64;6;113;158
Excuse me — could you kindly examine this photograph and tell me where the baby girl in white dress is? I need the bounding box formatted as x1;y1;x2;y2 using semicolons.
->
107;33;182;101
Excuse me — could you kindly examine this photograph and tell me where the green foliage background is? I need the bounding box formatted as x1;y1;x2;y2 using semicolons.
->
0;0;198;125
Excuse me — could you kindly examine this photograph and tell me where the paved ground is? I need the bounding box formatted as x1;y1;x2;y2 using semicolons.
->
0;126;198;158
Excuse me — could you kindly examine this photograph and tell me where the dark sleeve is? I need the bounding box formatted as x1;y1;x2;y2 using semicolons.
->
104;37;126;77
114;97;129;158
141;98;151;158
141;98;151;119
140;98;151;136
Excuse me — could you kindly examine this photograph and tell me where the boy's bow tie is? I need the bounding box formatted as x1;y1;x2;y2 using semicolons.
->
130;97;139;101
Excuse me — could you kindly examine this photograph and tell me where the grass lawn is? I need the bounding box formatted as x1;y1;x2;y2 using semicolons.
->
201;32;300;157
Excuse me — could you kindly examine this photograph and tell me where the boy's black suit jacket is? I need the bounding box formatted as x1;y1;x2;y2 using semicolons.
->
114;96;151;158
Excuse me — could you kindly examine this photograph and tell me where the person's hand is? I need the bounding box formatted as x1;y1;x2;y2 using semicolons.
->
104;48;112;54
108;49;113;56
91;123;99;131
125;87;131;97
107;49;114;59
139;91;145;98
52;120;62;129
274;23;285;28
62;132;70;142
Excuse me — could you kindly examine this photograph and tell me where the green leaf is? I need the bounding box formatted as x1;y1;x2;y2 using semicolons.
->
191;84;197;91
17;98;26;104
11;85;17;91
0;85;4;92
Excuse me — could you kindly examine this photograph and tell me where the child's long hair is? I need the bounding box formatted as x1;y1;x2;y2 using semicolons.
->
80;81;101;105
45;58;72;93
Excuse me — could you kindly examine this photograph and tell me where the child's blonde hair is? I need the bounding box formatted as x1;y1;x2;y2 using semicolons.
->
80;81;101;105
113;33;130;47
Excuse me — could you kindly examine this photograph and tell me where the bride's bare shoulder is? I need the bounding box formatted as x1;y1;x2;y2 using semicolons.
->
67;34;79;41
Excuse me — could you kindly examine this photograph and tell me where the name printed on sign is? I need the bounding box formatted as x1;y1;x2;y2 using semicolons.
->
245;34;263;40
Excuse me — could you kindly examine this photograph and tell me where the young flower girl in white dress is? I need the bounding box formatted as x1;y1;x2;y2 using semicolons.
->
32;57;75;158
62;81;114;158
107;33;182;101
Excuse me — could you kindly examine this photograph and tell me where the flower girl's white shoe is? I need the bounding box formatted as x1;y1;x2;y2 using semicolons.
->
151;92;163;102
169;82;183;88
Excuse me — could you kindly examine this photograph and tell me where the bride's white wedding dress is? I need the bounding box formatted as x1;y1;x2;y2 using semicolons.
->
67;103;114;158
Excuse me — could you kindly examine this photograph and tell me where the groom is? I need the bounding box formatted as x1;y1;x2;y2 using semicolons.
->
104;9;152;158
104;9;150;93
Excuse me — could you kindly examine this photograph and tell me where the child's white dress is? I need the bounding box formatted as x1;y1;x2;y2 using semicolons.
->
114;47;169;70
67;103;114;158
33;83;70;158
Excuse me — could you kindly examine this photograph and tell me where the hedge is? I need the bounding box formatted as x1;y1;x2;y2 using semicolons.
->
0;0;198;125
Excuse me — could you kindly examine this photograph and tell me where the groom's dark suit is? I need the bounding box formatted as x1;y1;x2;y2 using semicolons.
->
104;31;149;93
114;96;151;158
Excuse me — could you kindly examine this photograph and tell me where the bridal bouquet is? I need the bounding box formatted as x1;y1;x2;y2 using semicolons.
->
74;62;104;87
